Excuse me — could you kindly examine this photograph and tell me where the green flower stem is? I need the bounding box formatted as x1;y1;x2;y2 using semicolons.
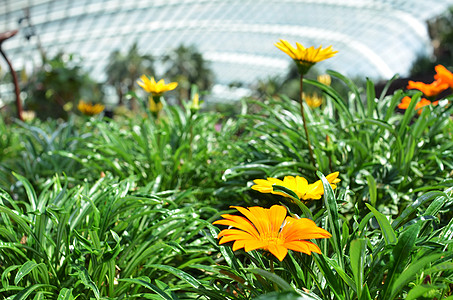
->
300;74;316;168
269;260;278;291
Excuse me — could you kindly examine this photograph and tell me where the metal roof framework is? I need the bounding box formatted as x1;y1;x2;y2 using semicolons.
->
1;0;453;102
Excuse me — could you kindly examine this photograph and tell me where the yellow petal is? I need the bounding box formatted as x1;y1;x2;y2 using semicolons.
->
268;205;287;234
251;185;274;193
275;39;297;60
217;229;255;243
247;206;272;235
283;240;321;255
282;176;297;191
137;80;150;92
268;244;288;261
139;74;149;83
243;239;267;252
232;240;247;251
166;82;178;90
281;217;332;241
253;179;273;186
233;206;268;236
212;214;260;238
326;172;341;184
266;177;284;185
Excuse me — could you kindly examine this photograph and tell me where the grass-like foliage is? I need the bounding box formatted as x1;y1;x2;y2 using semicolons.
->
1;69;452;299
223;71;453;216
0;174;225;299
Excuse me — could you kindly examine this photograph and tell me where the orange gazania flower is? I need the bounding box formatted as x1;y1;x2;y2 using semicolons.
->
213;205;331;261
406;80;448;97
252;172;340;201
434;64;453;88
398;96;433;115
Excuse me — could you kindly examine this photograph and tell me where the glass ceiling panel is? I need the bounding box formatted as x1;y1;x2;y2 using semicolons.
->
1;0;453;101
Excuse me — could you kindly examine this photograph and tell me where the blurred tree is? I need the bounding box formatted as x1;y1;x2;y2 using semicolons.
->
410;6;453;76
251;62;366;102
163;44;214;104
105;42;155;107
252;76;285;100
23;52;101;120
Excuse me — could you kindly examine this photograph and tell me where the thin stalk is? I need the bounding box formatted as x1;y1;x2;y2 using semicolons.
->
269;260;278;291
327;134;333;172
299;75;316;168
0;46;23;121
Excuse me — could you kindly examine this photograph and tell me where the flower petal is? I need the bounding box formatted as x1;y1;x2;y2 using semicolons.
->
283;240;321;255
280;217;332;241
243;240;267;252
212;214;260;238
268;205;287;234
233;206;268;236
268;244;288;261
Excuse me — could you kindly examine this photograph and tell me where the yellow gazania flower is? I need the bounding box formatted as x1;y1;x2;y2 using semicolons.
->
303;92;323;108
317;74;331;86
149;96;163;113
252;172;340;201
137;75;178;96
21;110;36;122
213;205;331;261
275;39;338;74
190;93;200;111
77;100;105;116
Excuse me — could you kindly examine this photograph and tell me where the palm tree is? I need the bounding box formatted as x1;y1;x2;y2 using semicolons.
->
162;45;214;104
105;42;154;107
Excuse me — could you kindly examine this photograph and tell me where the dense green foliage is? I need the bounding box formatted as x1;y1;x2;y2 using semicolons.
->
23;53;102;120
1;71;452;299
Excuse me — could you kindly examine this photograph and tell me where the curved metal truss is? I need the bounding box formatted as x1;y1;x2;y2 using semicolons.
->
1;0;453;100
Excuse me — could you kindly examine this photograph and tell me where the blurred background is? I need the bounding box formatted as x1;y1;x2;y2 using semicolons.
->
2;0;453;119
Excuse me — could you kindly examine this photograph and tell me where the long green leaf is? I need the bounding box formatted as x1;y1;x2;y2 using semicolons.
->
247;268;293;291
12;284;55;300
146;264;202;289
397;93;421;138
365;203;397;245
57;288;74;300
390;253;445;299
348;119;403;157
272;185;313;219
392;191;446;229
313;254;345;300
366;78;376;118
254;290;322;300
365;175;377;207
118;278;174;300
33;292;45;300
406;285;442;300
304;77;353;121
350;239;367;299
75;265;100;300
381;223;420;299
12;172;38;211
317;171;342;264
323;255;355;293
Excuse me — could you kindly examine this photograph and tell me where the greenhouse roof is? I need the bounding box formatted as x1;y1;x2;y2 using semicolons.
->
1;0;453;99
